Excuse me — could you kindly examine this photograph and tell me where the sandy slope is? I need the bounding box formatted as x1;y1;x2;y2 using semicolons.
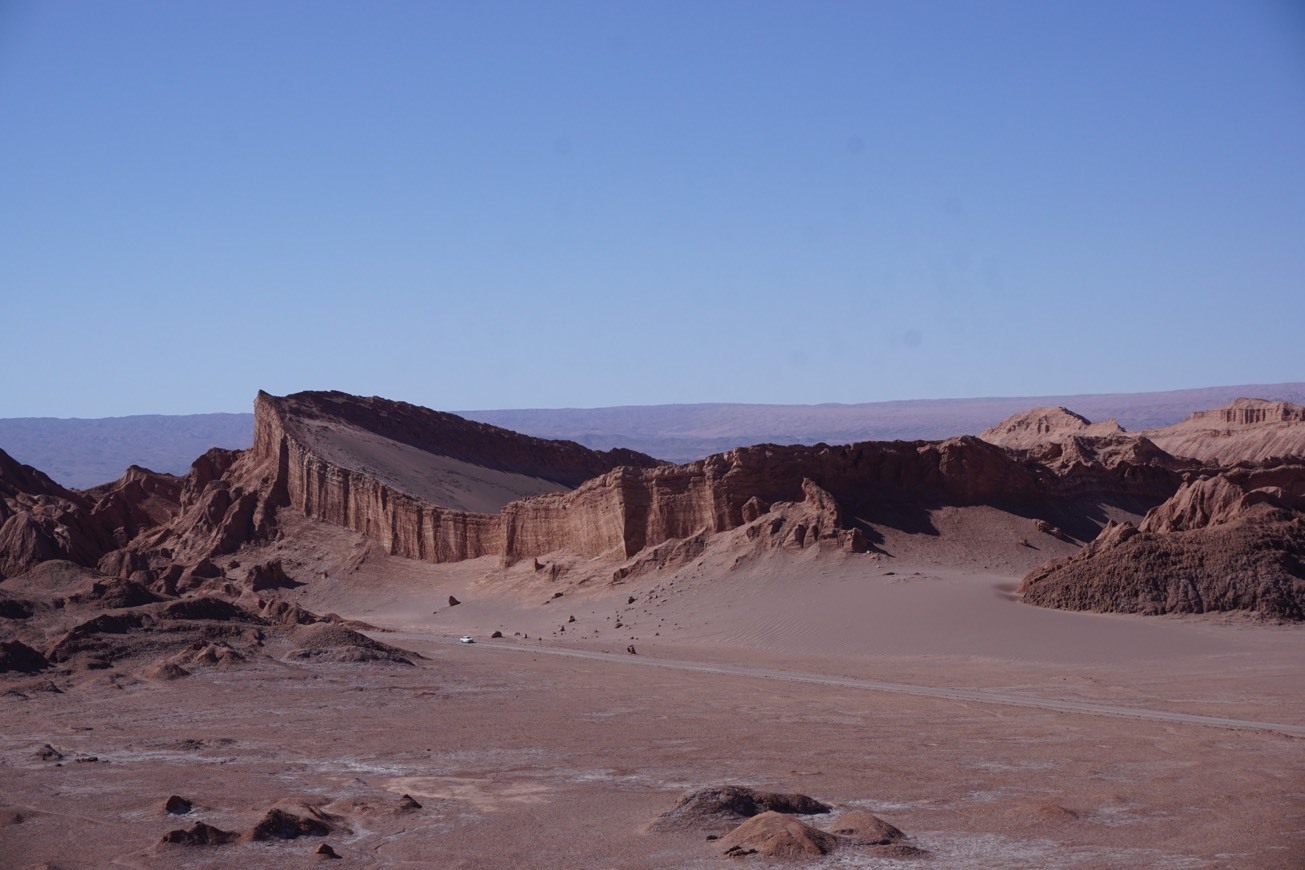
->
297;417;569;513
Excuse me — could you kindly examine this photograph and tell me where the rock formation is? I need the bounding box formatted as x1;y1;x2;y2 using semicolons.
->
647;785;831;834
979;406;1124;449
1145;398;1305;464
717;811;843;858
4;389;1301;621
1020;460;1305;619
985;398;1305;467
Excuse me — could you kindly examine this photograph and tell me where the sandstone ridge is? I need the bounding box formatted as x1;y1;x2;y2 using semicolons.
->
3;390;1301;620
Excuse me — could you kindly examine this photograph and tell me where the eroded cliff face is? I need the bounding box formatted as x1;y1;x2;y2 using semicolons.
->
245;391;1185;568
1145;398;1305;465
13;389;1291;619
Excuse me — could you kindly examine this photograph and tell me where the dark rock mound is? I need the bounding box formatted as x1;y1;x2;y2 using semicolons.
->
163;795;193;814
159;822;238;846
249;807;333;840
66;577;163;609
718;811;842;859
0;640;50;674
283;623;415;665
0;595;37;620
1022;518;1305;619
648;785;831;834
827;810;906;844
315;842;342;859
397;794;423;812
158;597;263;623
1022;461;1305;620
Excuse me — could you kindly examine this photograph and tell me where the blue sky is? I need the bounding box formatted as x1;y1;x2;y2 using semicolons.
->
2;0;1302;417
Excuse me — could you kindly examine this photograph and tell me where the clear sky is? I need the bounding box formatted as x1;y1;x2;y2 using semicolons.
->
2;1;1303;417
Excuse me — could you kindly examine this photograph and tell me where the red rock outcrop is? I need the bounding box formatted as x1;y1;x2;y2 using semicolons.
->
1019;460;1305;619
6;391;1185;585
0;449;107;578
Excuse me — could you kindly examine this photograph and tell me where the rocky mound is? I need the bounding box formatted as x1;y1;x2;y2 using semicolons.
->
980;407;1124;449
647;785;831;834
718;811;843;858
283;623;416;665
1020;461;1305;619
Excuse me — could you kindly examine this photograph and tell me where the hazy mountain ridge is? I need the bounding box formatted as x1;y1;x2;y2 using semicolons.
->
3;383;1303;488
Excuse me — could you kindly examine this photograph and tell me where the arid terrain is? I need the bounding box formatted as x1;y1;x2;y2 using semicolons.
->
2;390;1303;868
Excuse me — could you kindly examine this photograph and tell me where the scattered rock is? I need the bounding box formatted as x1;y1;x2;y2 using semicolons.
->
718;811;842;859
627;645;637;655
159;822;238;846
163;795;193;815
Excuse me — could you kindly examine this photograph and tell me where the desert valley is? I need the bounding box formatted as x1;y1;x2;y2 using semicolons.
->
1;389;1303;868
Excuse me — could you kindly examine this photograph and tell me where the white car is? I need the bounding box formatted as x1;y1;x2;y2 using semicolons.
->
458;636;475;644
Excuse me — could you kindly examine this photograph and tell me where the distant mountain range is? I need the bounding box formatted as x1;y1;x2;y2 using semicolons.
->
2;382;1303;489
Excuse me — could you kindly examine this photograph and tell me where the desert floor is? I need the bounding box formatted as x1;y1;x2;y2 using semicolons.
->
3;519;1304;868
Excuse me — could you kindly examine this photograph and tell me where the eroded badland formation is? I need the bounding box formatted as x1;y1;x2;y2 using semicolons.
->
2;390;1303;867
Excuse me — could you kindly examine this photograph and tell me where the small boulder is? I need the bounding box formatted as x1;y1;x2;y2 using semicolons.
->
397;794;423;812
315;842;342;859
163;795;193;815
447;595;460;607
490;630;503;639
